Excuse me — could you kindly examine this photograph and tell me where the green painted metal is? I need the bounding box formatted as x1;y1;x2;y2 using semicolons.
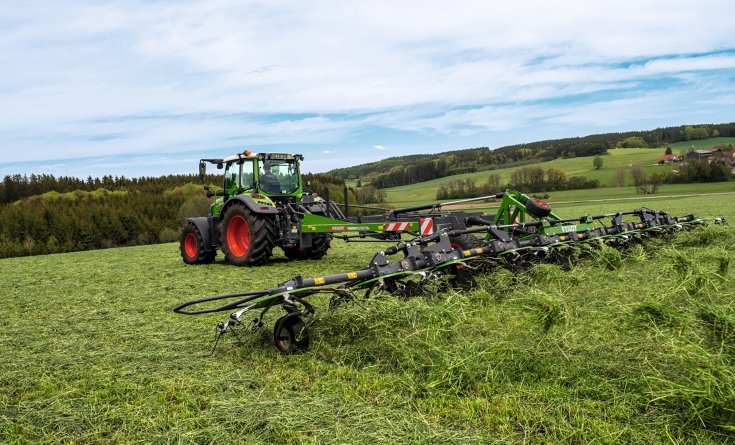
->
300;212;412;234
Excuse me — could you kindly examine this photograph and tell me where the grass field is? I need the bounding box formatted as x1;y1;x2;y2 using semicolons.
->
1;195;734;443
670;137;735;151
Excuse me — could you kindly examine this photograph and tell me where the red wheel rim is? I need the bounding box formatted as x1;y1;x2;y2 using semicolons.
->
533;199;548;208
227;215;250;257
450;242;461;249
184;233;198;258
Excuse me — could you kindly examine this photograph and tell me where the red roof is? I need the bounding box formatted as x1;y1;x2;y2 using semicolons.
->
662;154;676;161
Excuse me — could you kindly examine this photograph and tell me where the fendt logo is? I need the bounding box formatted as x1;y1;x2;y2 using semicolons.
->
561;225;577;233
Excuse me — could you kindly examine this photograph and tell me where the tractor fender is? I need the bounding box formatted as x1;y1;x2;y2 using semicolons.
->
220;195;279;219
186;217;217;252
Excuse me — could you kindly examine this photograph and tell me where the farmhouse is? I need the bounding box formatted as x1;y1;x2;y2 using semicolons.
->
661;154;679;164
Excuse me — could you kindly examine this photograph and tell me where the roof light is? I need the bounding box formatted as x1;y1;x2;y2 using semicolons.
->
244;150;251;156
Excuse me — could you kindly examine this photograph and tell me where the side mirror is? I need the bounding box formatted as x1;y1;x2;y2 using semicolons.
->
217;163;223;170
199;162;206;181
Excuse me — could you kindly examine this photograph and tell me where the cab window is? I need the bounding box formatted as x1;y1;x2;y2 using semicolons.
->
224;160;254;193
258;159;300;194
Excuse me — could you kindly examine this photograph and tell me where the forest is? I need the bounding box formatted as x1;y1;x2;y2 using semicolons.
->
0;172;365;259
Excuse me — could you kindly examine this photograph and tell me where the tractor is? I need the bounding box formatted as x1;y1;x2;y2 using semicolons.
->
180;151;336;267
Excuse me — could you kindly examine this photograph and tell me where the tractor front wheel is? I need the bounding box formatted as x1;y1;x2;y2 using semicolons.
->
220;204;274;267
180;222;215;265
274;315;309;354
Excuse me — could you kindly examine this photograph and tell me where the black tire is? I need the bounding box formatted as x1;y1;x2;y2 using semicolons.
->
306;236;331;260
448;233;483;250
220;204;275;267
525;198;552;218
274;316;309;354
282;247;308;260
180;222;216;265
281;235;331;261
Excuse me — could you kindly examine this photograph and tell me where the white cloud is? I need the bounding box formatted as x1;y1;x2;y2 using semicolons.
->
373;145;384;150
1;1;734;176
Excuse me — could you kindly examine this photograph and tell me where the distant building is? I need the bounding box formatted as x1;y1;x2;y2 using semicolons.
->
686;148;721;161
661;154;679;164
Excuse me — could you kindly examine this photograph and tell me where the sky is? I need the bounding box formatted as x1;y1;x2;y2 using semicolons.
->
1;0;734;178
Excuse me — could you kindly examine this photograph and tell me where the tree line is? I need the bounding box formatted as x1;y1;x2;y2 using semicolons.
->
435;167;603;200
0;172;390;259
0;173;224;206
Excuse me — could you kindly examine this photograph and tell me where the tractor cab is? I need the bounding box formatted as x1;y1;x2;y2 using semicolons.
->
219;152;303;199
199;151;305;214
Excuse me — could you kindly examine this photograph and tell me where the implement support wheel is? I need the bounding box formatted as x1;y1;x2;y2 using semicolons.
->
274;315;309;354
525;198;552;218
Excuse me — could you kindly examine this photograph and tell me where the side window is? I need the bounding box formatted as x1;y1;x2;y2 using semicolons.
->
240;160;254;190
223;162;238;191
223;160;255;193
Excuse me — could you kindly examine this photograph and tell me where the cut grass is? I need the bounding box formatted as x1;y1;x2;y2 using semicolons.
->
1;199;734;443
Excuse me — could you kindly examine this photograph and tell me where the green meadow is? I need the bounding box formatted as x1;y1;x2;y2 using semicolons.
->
376;144;735;208
1;194;734;443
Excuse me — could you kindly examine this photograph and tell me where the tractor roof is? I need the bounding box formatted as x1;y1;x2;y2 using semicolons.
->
222;152;301;163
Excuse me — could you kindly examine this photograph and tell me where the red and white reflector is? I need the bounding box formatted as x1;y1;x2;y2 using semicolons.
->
420;218;433;236
384;222;410;231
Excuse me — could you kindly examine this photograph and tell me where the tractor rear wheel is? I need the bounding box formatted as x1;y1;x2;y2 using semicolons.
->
180;222;216;265
274;315;309;354
220;204;275;267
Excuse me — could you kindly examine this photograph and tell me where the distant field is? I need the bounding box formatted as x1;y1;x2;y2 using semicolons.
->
1;193;734;443
670;136;735;151
340;141;735;208
382;180;734;209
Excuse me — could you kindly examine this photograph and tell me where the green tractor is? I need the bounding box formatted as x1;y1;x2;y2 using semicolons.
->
180;151;335;266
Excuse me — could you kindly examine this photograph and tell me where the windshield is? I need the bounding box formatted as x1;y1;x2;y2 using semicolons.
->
258;159;300;194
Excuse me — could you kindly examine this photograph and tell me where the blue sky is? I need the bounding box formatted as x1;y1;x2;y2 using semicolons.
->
1;0;734;178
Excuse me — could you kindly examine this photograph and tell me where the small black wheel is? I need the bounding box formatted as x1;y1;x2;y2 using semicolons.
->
274;316;309;354
281;247;308;260
281;236;331;261
448;234;483;250
180;222;216;264
525;198;552;218
306;236;331;260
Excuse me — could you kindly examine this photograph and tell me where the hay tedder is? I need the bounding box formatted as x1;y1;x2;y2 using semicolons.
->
175;164;727;353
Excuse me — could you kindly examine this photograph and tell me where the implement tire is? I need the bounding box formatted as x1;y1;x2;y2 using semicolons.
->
282;247;308;260
306;236;331;260
281;235;331;261
525;198;552;218
448;234;483;250
220;204;275;267
274;316;309;354
180;222;215;265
